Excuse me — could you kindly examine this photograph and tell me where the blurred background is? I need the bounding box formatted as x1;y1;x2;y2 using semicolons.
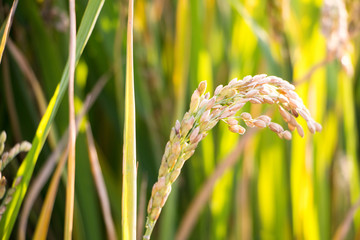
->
0;0;359;239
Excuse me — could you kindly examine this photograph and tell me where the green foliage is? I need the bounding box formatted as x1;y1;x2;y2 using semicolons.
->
0;0;359;239
0;0;104;238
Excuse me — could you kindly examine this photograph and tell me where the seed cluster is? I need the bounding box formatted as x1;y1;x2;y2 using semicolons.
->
143;74;322;239
321;0;353;75
0;131;31;220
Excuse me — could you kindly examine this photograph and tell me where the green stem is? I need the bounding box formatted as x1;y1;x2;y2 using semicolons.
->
143;218;155;240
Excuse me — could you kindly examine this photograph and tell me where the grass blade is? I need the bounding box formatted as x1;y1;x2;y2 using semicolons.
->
18;73;109;240
0;0;104;238
64;0;77;238
27;74;110;239
122;0;137;239
0;0;18;63
7;39;57;149
86;123;117;240
33;149;68;239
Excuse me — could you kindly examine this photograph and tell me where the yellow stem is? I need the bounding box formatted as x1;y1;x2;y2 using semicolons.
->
64;0;77;238
122;0;137;239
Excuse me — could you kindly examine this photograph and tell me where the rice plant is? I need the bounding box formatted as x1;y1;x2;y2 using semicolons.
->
0;0;359;239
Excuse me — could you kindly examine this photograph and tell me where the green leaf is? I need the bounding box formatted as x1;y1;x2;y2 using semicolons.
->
0;0;104;238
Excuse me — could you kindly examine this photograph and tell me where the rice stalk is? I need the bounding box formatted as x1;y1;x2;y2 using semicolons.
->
64;0;77;238
33;147;68;240
85;124;117;240
18;73;109;240
143;74;322;239
0;0;18;63
0;0;104;236
7;39;58;149
321;0;353;75
295;0;353;86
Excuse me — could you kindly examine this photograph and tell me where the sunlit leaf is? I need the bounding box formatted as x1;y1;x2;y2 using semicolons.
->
0;0;18;63
0;0;105;238
122;0;137;239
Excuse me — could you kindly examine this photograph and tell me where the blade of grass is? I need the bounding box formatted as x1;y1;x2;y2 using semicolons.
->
64;0;77;238
92;148;123;238
75;132;103;240
7;39;58;149
30;75;109;239
122;0;137;239
33;148;68;239
18;73;109;240
19;0;63;104
0;0;105;238
0;0;18;63
85;123;117;240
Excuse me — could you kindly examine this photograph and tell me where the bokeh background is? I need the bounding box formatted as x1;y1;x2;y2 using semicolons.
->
0;0;359;239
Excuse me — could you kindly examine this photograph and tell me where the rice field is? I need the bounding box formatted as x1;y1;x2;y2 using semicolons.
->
0;0;359;239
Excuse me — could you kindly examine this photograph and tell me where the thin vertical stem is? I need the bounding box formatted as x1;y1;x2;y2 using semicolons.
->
64;0;77;238
33;150;68;240
122;0;137;239
86;124;117;240
0;0;18;63
7;40;58;149
18;73;109;240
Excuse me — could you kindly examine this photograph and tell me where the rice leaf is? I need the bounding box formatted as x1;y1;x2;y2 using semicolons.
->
122;0;137;239
0;0;104;238
0;0;18;63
